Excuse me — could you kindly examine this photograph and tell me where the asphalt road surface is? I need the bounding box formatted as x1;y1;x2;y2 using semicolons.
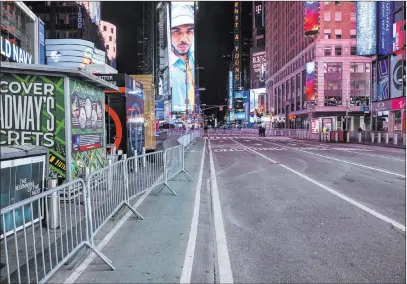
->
203;135;405;283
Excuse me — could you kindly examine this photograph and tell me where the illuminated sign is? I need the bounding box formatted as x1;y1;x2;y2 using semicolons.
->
356;2;377;56
254;1;264;29
378;2;393;55
229;71;233;111
250;47;267;84
78;6;83;29
169;2;195;113
234;1;241;90
304;1;320;36
393;20;406;53
305;62;316;102
0;36;33;64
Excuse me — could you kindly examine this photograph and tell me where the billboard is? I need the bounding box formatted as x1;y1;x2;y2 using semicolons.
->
250;88;266;123
250;47;267;84
243;90;250;123
393;20;406;53
228;71;233;111
390;55;403;98
305;62;316;102
126;80;144;155
378;2;393;56
377;58;389;101
254;1;264;29
304;1;319;36
70;80;106;179
356;2;377;56
372;62;378;102
169;2;195;113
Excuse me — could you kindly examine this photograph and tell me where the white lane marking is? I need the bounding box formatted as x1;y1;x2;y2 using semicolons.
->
180;139;207;283
220;141;224;143
293;141;405;162
208;139;234;284
254;143;262;146
231;139;406;232
265;140;406;178
64;184;156;284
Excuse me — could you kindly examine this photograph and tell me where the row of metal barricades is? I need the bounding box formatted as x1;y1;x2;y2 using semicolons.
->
265;129;310;139
0;130;202;284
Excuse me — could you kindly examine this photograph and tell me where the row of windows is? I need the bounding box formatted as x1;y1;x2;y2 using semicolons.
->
102;25;114;34
323;29;356;39
323;11;355;22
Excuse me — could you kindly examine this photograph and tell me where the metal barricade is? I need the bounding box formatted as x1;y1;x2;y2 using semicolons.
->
127;151;165;198
0;179;113;284
86;161;142;241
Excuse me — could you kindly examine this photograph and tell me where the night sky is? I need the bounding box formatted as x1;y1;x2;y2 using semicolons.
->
102;1;233;107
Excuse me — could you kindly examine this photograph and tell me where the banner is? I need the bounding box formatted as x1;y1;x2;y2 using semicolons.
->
70;79;106;179
0;73;67;177
393;20;406;53
378;1;393;55
305;62;316;102
356;2;377;56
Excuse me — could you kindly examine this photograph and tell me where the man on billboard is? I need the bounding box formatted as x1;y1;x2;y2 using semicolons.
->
170;3;195;113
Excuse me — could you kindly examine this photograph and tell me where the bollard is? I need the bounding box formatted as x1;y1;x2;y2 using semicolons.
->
335;132;339;142
358;133;362;143
327;132;331;142
404;134;406;146
385;133;389;144
47;178;60;229
394;133;398;145
142;147;146;167
371;133;375;143
377;133;381;143
346;132;350;143
321;133;323;141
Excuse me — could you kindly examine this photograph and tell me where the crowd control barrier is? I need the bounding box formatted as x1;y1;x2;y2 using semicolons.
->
0;130;202;284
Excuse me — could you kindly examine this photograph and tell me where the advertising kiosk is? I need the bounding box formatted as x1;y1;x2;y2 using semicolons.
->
0;62;119;183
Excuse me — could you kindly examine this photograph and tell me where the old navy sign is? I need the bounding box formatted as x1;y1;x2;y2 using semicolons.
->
1;36;33;64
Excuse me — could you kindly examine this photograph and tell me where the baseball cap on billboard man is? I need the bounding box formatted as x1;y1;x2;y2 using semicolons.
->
171;4;194;58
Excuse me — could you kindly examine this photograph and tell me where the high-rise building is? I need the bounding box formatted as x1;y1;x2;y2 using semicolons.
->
265;1;371;131
100;20;116;68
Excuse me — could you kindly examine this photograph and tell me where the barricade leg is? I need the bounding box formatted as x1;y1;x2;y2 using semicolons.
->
155;151;178;196
122;155;144;220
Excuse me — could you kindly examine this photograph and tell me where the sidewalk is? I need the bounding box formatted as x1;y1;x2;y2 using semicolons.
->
50;139;205;284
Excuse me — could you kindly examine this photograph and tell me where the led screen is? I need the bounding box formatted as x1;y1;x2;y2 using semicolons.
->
378;2;393;55
170;2;195;113
305;62;316;102
356;2;377;56
228;71;233;111
304;1;319;36
390;55;403;98
377;58;389;101
372;62;377;102
250;88;266;123
393;20;406;53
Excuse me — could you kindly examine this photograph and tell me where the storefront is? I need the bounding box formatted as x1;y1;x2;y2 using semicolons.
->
372;97;406;133
1;1;43;64
1;62;118;183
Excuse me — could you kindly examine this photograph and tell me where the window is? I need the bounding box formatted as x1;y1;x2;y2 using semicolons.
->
324;12;331;21
350;29;356;39
324;62;343;104
351;46;357;55
109;36;112;41
350;62;371;99
335;29;342;39
113;47;115;52
351;12;356;22
103;25;107;31
335;12;342;21
335;46;342;56
111;27;114;33
324;29;331;39
335;1;342;5
394;111;402;131
106;44;109;50
324;47;332;56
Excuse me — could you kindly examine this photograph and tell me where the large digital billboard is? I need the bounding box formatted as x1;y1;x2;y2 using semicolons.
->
169;2;195;113
378;2;393;56
390;55;403;98
250;47;267;85
304;1;319;36
250;88;266;123
356;2;377;56
228;71;233;111
378;58;389;101
305;62;316;102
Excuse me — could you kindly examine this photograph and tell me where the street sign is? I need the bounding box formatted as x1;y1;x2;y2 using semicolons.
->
360;106;369;112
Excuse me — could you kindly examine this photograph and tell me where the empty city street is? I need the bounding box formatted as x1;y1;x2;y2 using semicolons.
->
205;136;406;283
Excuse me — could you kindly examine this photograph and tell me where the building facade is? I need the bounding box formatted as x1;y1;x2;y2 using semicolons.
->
100;20;116;68
27;1;107;60
265;1;372;131
1;1;44;64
